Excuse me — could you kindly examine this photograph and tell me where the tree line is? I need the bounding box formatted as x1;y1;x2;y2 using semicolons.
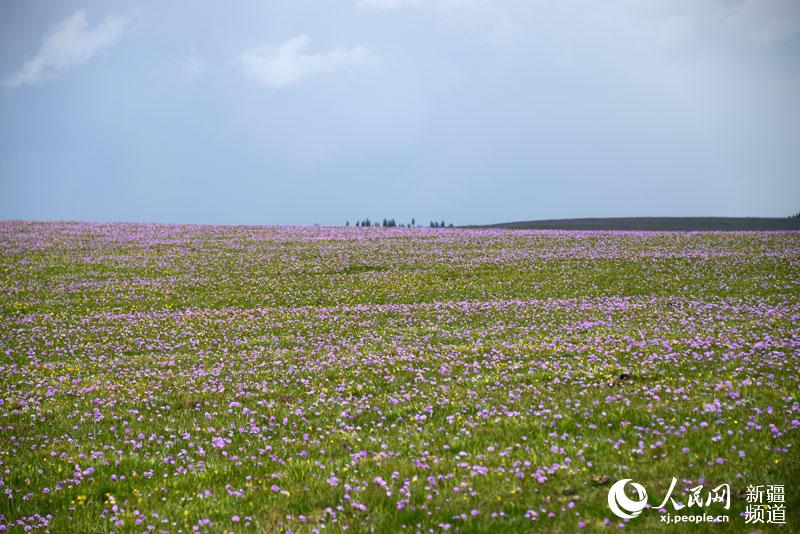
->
346;218;454;228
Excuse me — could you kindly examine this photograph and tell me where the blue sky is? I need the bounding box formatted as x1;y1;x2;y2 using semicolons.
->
1;0;799;225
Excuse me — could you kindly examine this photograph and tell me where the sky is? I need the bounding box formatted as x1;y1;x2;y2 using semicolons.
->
1;0;799;226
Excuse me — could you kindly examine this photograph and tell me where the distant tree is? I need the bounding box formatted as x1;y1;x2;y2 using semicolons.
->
411;218;415;227
346;221;350;226
440;220;445;228
790;211;800;220
448;223;454;228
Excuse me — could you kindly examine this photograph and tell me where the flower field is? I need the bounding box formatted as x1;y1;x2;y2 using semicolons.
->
1;221;798;532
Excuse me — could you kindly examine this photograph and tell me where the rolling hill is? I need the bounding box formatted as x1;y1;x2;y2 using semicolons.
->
473;217;800;231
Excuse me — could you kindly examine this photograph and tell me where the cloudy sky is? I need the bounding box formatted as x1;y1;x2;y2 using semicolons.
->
1;0;798;225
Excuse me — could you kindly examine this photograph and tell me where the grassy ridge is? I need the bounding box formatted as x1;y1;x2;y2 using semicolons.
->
473;217;800;231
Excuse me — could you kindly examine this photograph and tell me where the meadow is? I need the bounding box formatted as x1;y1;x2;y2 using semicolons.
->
0;221;798;532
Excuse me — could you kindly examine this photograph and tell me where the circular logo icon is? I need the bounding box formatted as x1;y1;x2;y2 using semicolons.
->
608;479;648;519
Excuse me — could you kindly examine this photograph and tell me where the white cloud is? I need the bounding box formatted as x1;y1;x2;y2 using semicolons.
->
358;0;428;8
634;0;800;48
357;0;521;45
711;0;800;46
3;11;127;89
237;35;376;88
360;0;800;47
357;0;480;9
186;58;205;76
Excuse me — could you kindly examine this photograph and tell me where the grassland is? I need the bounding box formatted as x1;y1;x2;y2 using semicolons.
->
476;217;800;231
1;222;798;532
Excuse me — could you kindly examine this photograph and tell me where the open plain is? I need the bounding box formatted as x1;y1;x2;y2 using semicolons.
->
1;222;798;532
